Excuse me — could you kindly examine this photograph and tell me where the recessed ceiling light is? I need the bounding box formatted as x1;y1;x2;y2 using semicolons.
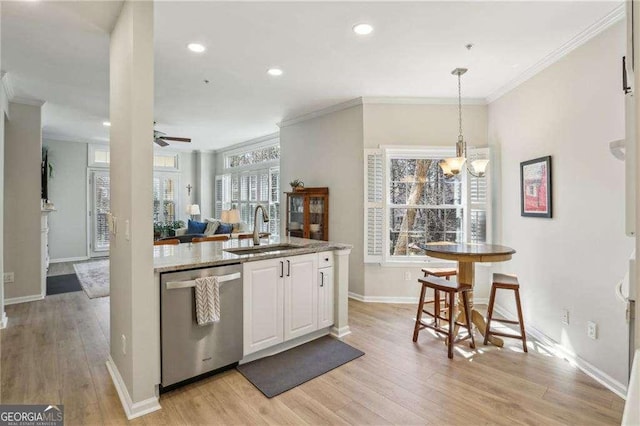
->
187;43;206;53
353;23;374;35
102;121;111;127
267;68;283;76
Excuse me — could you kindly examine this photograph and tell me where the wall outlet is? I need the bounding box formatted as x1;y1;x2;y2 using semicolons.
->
561;309;570;325
121;334;127;355
587;321;598;339
404;271;411;281
3;272;14;284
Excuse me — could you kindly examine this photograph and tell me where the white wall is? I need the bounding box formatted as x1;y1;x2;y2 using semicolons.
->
109;0;158;409
280;105;365;294
43;139;88;260
363;102;490;300
195;151;215;219
4;102;42;301
489;21;631;387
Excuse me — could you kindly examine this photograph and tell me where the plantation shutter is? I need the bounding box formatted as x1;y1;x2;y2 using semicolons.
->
364;149;384;263
467;147;491;243
214;175;231;219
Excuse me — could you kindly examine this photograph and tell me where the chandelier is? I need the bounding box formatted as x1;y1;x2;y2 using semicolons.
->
439;68;489;178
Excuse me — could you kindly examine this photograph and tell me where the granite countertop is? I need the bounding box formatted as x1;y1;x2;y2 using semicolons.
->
154;235;352;273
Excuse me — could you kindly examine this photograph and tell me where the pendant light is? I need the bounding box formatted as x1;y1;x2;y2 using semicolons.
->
439;68;489;178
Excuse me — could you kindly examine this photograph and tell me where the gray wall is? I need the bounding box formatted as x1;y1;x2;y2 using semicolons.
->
4;102;42;300
41;140;198;261
280;105;365;295
489;21;631;387
43;140;88;260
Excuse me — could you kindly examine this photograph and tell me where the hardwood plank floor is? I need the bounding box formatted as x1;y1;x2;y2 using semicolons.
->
0;292;625;425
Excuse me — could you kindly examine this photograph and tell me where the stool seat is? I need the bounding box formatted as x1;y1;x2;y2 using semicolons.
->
484;272;527;352
418;276;470;292
413;275;475;359
492;273;519;288
421;267;457;278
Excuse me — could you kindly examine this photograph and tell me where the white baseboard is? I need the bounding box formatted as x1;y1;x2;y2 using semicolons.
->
49;256;90;264
331;325;352;338
348;291;488;306
1;312;7;329
5;293;45;305
106;356;161;420
492;304;628;400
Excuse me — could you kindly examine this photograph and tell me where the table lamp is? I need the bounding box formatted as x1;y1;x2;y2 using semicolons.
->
221;209;241;223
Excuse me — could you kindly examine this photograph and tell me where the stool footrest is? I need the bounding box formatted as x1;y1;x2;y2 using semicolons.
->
487;331;524;340
491;318;520;325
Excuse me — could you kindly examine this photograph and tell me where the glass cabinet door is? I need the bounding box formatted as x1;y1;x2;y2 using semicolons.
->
288;195;304;237
309;196;326;240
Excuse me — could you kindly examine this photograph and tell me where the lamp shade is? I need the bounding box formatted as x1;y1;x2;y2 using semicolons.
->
470;159;489;177
441;156;466;176
188;204;201;215
221;209;241;223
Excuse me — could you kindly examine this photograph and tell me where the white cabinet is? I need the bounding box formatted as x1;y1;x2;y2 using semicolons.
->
243;252;333;356
284;254;318;341
318;265;334;329
317;251;334;329
243;258;284;355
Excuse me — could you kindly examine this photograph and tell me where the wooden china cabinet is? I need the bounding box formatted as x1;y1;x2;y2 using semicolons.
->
285;187;329;241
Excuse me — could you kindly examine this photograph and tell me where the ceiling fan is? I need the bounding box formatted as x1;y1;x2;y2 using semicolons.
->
153;123;191;147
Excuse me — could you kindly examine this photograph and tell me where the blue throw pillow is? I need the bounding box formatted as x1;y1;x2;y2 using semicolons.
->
187;219;207;235
215;223;233;234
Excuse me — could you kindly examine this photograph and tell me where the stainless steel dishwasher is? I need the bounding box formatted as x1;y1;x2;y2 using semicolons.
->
160;263;242;390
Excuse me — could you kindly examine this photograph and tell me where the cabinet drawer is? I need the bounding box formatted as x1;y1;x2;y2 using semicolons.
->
318;251;334;268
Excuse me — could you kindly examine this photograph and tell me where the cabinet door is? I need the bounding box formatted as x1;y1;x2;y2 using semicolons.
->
243;258;284;355
284;254;318;341
318;266;334;329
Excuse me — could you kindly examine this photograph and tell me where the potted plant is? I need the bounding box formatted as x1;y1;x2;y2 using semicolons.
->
290;179;305;191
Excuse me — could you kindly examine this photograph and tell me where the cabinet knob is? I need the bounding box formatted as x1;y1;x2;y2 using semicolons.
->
324;257;329;262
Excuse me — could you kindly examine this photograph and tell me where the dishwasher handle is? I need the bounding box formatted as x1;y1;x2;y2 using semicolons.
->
166;272;241;290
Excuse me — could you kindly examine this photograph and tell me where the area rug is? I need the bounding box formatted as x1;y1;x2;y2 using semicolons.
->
46;273;82;295
236;335;364;398
73;260;109;299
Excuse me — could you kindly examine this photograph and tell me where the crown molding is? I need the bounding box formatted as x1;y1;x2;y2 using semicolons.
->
11;96;45;107
214;131;280;154
362;96;486;106
278;98;363;128
278;95;488;128
487;3;625;104
1;71;15;101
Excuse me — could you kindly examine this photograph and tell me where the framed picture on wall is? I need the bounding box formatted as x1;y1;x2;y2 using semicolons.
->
520;156;552;218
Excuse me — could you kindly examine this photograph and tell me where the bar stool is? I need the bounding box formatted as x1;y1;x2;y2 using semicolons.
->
421;267;457;320
484;273;528;352
412;275;475;359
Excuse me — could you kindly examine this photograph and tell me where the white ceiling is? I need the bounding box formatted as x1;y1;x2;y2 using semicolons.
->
2;1;622;151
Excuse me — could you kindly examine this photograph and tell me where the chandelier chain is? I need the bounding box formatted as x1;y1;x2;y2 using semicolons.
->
458;72;462;138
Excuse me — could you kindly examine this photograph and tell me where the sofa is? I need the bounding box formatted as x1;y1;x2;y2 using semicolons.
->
168;218;252;243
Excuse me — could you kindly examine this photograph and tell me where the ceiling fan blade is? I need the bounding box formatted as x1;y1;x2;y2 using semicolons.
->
154;138;170;147
161;136;191;143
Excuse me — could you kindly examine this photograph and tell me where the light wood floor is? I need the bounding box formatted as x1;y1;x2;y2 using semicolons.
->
0;291;625;425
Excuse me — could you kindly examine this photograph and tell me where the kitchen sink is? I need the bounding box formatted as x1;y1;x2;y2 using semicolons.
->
224;243;303;256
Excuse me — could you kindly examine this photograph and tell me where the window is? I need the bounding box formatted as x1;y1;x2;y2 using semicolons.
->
217;141;280;235
225;145;280;168
88;145;179;171
154;173;179;224
364;147;491;263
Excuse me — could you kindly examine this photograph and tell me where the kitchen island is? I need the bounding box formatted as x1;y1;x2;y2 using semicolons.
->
154;235;352;389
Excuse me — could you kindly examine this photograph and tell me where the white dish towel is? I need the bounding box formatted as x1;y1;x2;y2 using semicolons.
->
194;276;221;326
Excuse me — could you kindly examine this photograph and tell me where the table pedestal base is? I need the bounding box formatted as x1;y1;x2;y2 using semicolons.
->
455;261;504;348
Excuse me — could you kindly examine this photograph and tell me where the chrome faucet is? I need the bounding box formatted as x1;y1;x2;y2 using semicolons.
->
253;204;270;245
